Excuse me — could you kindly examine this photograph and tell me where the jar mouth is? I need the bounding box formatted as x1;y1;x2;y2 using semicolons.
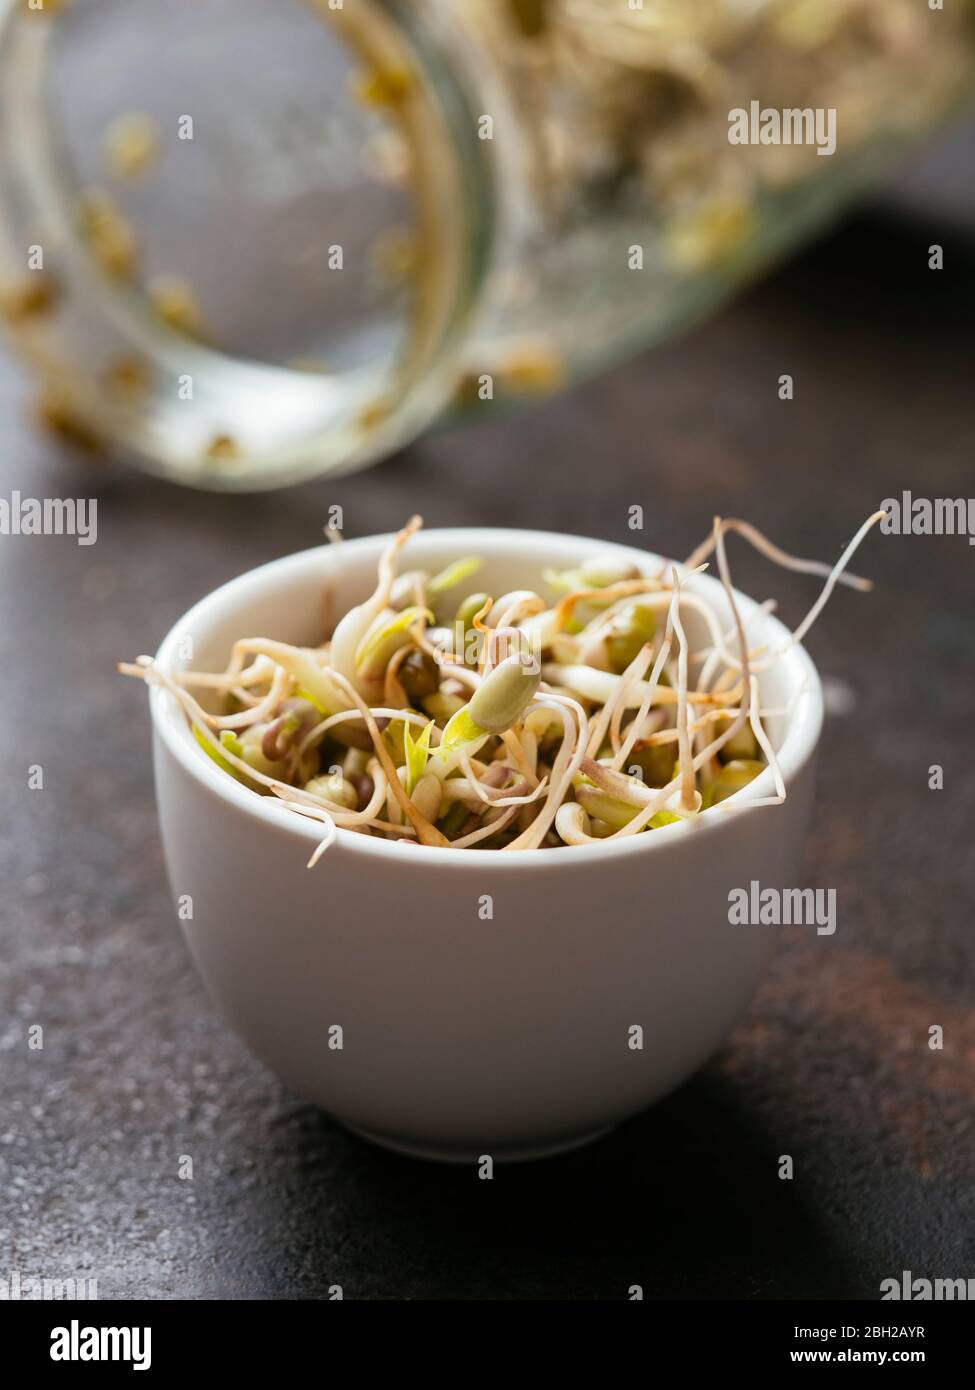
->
0;0;491;490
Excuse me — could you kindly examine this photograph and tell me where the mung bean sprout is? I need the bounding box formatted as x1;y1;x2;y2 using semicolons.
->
120;511;881;860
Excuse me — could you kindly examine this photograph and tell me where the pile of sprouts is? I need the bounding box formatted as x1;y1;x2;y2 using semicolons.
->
481;0;975;264
120;512;881;861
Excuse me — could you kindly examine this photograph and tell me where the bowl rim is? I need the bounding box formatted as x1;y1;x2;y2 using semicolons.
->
150;525;824;871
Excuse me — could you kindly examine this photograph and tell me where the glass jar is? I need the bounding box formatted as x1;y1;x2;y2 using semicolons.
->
0;0;972;490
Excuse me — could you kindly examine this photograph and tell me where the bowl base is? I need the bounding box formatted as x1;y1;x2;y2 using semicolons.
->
340;1120;616;1165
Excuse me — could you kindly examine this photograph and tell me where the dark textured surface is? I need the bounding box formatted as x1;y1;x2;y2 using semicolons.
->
2;127;974;1302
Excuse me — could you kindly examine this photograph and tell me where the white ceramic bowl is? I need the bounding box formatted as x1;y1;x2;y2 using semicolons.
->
150;528;823;1162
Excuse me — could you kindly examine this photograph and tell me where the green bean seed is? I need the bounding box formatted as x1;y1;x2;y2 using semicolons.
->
605;601;657;673
575;785;636;830
383;718;409;764
438;801;470;838
625;742;676;787
422;690;467;725
411;772;442;824
714;714;759;762
304;772;358;810
467;654;541;733
701;759;765;808
456;591;491;631
398;648;439;701
237;724;287;777
341;747;370;778
350;772;375;810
